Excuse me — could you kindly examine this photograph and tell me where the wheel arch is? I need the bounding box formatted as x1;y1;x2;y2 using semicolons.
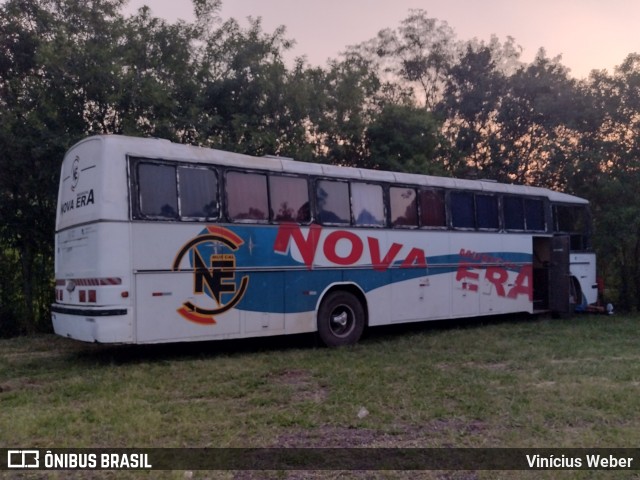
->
315;282;369;328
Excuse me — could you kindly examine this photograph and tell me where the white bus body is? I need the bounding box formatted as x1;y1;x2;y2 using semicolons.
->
52;135;599;345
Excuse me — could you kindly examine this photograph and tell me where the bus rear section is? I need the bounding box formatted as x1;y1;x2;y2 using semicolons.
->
51;137;134;343
556;203;601;313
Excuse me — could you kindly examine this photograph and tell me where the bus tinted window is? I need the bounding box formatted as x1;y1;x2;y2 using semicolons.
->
138;163;178;218
419;189;446;227
226;171;268;221
316;180;350;224
476;194;499;230
554;205;586;233
554;204;589;250
504;197;524;230
450;192;475;228
269;175;310;223
525;199;545;231
178;166;218;218
390;187;418;227
352;183;384;226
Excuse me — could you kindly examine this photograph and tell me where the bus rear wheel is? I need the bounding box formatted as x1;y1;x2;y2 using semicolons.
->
317;291;365;347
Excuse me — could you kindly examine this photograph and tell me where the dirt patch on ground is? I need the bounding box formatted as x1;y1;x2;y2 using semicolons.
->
0;377;44;394
268;369;328;404
275;419;489;448
233;471;478;480
228;422;488;479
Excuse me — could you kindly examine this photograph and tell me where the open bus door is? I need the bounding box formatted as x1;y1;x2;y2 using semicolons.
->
549;235;571;316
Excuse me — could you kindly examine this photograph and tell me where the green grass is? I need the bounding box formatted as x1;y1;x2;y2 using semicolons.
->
2;314;640;479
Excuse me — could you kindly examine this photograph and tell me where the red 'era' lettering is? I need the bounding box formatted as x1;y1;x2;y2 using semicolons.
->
485;267;508;297
507;264;532;301
456;264;479;291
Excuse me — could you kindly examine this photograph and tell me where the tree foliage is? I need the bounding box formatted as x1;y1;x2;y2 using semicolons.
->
366;104;443;174
1;2;640;335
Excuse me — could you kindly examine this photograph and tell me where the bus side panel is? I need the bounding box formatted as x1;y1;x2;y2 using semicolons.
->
388;230;449;323
132;223;239;343
387;268;430;323
346;268;391;326
450;232;533;318
450;233;481;317
476;234;534;315
241;272;285;334
134;272;242;343
131;223;313;343
282;270;339;334
134;272;296;343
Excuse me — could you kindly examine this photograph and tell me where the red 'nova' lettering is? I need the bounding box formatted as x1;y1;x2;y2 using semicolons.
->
273;223;426;271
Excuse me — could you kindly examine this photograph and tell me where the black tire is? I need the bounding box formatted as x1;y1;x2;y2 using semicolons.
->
317;290;365;347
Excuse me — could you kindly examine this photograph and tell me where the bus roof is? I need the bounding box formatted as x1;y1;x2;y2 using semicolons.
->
72;134;589;206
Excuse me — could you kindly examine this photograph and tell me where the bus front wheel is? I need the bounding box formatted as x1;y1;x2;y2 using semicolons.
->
317;291;365;347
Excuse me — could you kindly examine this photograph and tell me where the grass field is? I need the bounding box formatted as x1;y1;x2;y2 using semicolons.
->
1;314;640;479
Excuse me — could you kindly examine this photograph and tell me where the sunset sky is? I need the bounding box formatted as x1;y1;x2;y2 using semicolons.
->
125;0;639;79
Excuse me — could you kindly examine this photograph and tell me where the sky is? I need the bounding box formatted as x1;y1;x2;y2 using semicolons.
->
124;0;639;79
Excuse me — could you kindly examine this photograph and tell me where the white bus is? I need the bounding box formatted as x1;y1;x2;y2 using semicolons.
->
52;135;601;346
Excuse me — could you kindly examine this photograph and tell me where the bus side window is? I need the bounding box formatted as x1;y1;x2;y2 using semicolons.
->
475;194;499;230
525;198;545;231
352;182;385;227
178;166;219;219
137;163;178;219
554;204;589;250
450;191;475;229
420;189;446;228
316;180;350;225
269;175;310;223
555;205;587;232
504;196;524;230
226;171;268;221
390;187;418;227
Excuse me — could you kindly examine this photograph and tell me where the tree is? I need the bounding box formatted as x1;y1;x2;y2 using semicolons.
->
312;53;381;166
0;0;208;334
1;0;639;332
437;40;509;178
347;9;457;110
0;0;126;333
117;6;201;141
365;104;443;174
576;54;640;310
491;50;581;186
0;0;326;334
197;15;306;156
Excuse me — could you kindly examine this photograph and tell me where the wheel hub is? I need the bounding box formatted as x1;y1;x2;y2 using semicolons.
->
332;311;348;327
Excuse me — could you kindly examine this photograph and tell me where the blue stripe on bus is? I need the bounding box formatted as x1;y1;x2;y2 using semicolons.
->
235;253;533;314
190;226;533;314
